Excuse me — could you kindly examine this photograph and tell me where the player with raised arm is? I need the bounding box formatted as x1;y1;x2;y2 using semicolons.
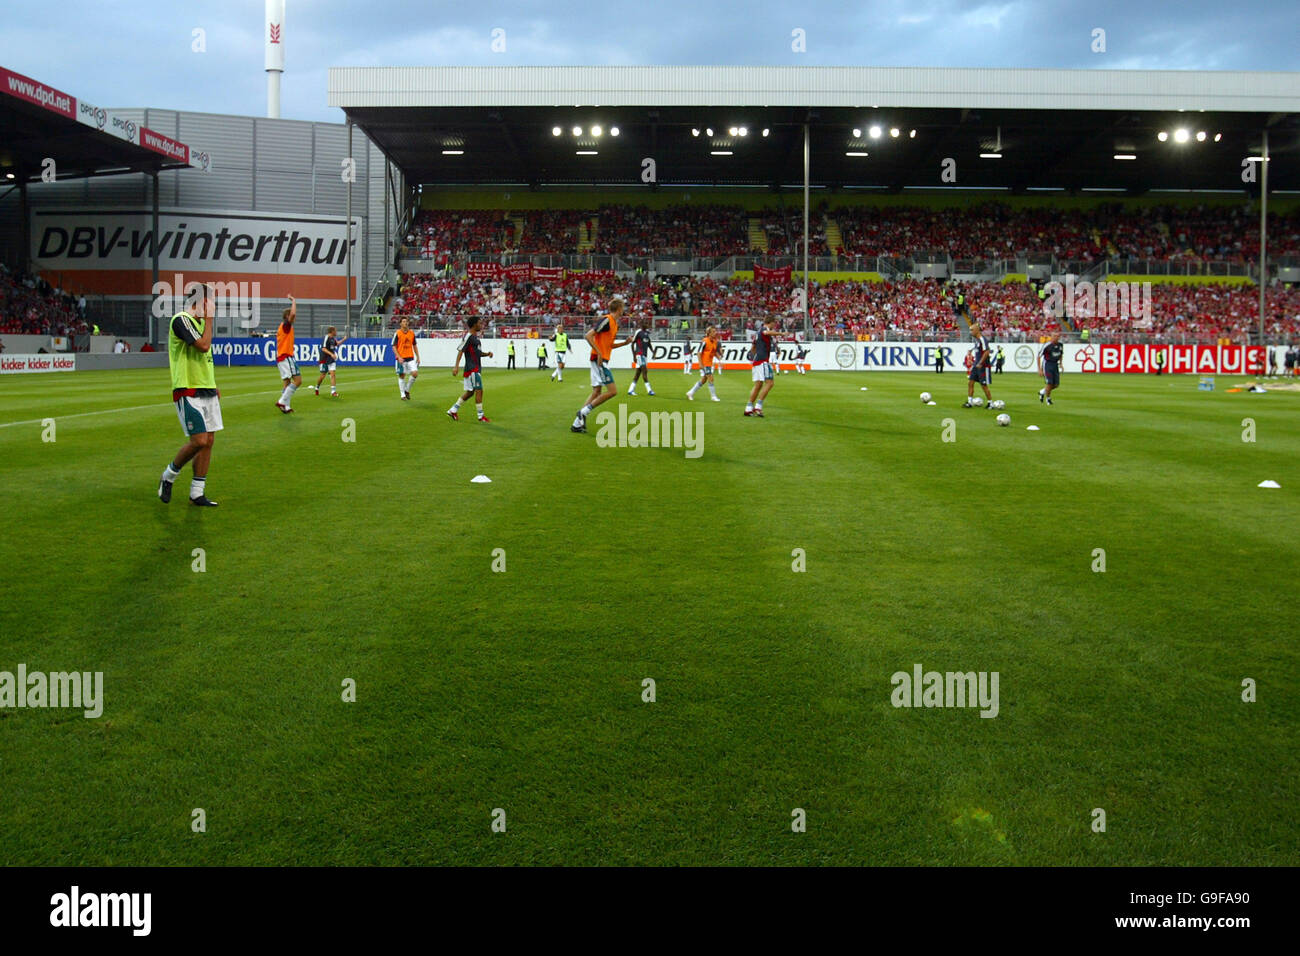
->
627;319;656;397
962;324;995;408
795;335;809;374
313;325;348;397
448;316;494;423
1038;331;1064;405
687;325;722;402
392;317;419;400
744;318;777;417
274;294;301;413
570;298;631;434
158;282;221;506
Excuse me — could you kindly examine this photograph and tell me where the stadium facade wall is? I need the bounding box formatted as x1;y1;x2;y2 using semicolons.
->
0;333;149;353
73;353;169;372
0;109;397;341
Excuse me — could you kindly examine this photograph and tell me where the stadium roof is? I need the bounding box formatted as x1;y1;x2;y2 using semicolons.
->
329;66;1298;192
0;66;194;183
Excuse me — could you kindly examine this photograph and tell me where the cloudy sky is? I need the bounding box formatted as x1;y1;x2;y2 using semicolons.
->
1;0;1295;123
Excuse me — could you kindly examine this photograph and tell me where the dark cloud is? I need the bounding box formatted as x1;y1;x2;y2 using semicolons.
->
0;0;1294;123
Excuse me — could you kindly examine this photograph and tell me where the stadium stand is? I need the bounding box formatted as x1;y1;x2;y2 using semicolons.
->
0;264;87;337
401;202;1300;263
388;270;1300;341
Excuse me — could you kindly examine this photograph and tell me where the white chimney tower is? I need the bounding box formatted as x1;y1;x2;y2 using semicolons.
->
265;0;285;119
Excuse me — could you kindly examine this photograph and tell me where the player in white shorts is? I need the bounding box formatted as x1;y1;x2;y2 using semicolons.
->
274;294;301;413
314;326;348;396
744;318;778;417
391;318;419;400
158;283;222;506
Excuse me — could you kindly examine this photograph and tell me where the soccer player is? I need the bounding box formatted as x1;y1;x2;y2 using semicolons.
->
314;325;348;396
158;283;220;507
548;323;570;382
627;320;656;396
795;340;809;374
537;340;548;370
687;326;722;401
448;316;494;422
744;318;777;417
1038;331;1064;405
570;298;631;433
962;324;995;408
391;317;419;400
274;294;301;413
681;336;694;374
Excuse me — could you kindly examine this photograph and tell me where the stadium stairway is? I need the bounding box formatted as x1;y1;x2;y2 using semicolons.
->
509;215;526;248
825;217;844;256
577;217;597;253
748;217;768;253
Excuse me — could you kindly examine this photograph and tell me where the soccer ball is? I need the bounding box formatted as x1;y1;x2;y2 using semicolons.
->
920;391;932;403
996;413;1011;426
971;396;984;407
991;400;1005;410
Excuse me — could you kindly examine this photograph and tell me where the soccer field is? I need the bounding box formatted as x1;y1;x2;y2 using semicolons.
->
1;365;1296;866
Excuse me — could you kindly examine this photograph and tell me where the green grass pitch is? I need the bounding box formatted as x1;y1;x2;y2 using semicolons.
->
1;363;1295;865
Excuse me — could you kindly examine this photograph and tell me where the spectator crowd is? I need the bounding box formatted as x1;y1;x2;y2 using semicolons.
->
0;264;88;337
399;202;1300;264
389;271;1300;342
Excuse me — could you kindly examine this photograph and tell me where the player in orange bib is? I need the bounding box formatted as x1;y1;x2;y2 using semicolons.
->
570;298;631;433
391;318;419;400
687;326;722;402
274;294;300;413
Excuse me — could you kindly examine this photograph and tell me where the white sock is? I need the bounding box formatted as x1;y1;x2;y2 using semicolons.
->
687;383;698;396
745;402;754;411
279;385;292;404
162;462;181;482
190;476;206;500
580;404;592;417
476;403;484;419
450;399;462;412
708;384;717;398
398;377;406;395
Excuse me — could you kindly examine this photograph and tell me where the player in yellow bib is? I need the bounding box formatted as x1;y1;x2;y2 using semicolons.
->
158;283;220;506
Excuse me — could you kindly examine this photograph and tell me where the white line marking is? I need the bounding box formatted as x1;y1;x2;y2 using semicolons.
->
0;373;395;430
